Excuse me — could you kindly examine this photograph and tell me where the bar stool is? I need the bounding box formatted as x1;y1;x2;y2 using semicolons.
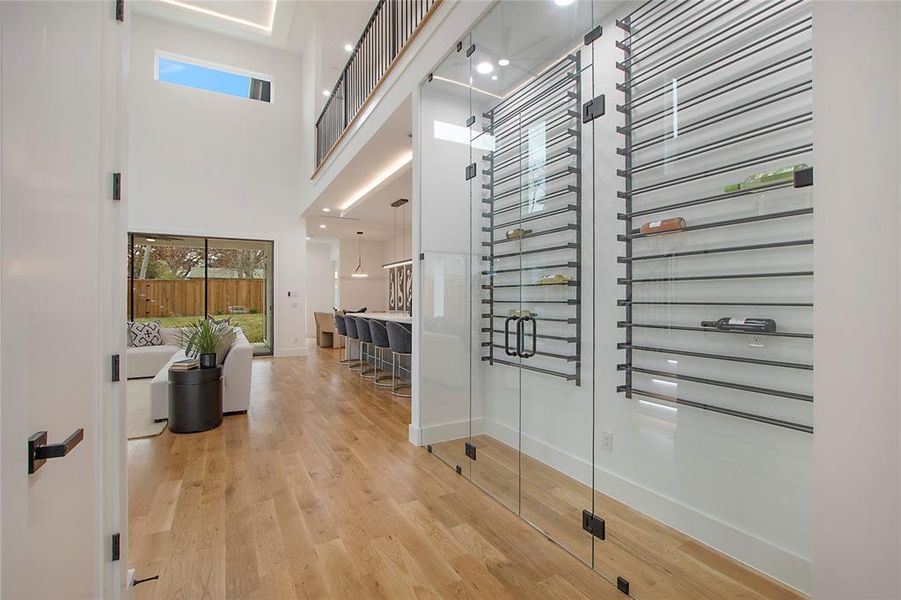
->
386;321;411;398
353;317;376;379
368;320;393;388
333;314;353;364
344;315;362;371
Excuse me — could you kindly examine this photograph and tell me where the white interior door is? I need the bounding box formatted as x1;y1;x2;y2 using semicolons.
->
1;1;127;598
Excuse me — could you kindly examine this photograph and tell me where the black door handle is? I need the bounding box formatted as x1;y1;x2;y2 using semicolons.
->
504;316;518;356
519;316;537;358
28;428;84;474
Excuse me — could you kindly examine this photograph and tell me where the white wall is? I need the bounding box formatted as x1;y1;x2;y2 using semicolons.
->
337;239;388;311
305;241;336;337
127;14;308;356
812;3;901;599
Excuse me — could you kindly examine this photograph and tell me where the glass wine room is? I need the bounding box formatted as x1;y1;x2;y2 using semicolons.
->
417;0;813;597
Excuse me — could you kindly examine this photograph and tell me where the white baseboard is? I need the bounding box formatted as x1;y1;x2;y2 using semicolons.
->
408;423;422;446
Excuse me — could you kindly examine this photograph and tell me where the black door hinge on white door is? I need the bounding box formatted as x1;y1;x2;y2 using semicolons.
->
581;509;605;539
115;0;125;22
111;354;120;382
465;442;477;460
111;533;121;561
465;163;477;180
112;172;122;201
582;95;606;124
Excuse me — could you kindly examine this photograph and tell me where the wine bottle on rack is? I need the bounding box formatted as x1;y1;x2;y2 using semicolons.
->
700;317;777;333
639;217;686;235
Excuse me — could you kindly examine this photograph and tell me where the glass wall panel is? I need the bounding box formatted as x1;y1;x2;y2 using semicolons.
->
129;233;206;324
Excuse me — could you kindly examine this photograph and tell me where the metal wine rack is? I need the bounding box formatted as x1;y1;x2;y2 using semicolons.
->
616;0;814;432
479;53;583;384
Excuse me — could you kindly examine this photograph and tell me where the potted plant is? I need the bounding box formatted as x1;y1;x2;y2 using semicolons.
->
179;319;233;369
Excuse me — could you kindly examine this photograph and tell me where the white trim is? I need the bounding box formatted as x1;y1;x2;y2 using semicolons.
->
153;50;275;103
158;0;278;35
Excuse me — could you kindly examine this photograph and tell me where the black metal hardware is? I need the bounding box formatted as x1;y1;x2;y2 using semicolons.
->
464;442;477;461
794;166;813;187
618;239;813;263
456;41;463;52
419;252;424;260
111;533;121;561
465;44;475;57
115;0;124;22
134;575;160;587
584;25;602;45
517;316;536;359
465;163;477;180
618;270;813;285
618;208;813;241
427;72;433;82
455;465;462;475
465;115;475;127
617;577;630;595
618;364;813;402
619;343;812;371
28;428;85;474
112;172;121;201
482;357;578;381
426;444;432;453
582;95;605;123
504;316;518;357
111;354;120;382
582;510;605;539
619;321;813;339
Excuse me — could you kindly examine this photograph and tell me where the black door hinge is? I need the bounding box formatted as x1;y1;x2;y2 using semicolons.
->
464;442;477;460
584;25;602;45
111;354;120;382
582;509;605;540
419;252;425;260
582;95;606;124
465;163;477;180
466;115;476;127
466;44;475;57
111;533;121;561
115;0;125;22
456;41;463;52
112;172;121;201
427;72;433;82
793;166;813;188
455;465;462;475
617;577;630;595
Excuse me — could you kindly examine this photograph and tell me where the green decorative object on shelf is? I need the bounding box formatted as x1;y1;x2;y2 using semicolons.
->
724;163;809;193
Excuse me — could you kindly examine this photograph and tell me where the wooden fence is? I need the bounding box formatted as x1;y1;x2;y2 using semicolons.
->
129;278;266;318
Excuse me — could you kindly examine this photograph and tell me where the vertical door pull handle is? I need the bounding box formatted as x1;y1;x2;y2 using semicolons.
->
28;428;84;474
519;316;537;359
504;316;519;356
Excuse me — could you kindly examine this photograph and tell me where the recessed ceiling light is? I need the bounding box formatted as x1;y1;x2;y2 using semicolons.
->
306;236;311;240
491;75;498;81
498;58;510;67
322;89;330;97
554;0;576;5
322;208;331;212
319;224;327;229
344;43;353;52
476;61;494;75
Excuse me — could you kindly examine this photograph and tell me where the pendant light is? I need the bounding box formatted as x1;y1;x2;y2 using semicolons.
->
383;198;412;269
351;231;369;278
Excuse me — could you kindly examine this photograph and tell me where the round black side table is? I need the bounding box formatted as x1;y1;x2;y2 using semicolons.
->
167;365;223;433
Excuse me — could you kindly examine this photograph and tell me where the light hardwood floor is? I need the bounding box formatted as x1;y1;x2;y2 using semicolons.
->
128;349;625;599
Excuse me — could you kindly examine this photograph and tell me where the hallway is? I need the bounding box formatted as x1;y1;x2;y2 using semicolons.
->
127;349;623;599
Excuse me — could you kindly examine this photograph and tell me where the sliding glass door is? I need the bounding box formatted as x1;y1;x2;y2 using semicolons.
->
127;233;274;355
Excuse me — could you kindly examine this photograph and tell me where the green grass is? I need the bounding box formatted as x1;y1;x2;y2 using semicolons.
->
137;314;266;344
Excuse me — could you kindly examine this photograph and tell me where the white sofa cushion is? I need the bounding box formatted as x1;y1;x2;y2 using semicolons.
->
126;327;182;379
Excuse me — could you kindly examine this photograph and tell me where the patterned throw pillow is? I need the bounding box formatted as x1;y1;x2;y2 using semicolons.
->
129;321;163;347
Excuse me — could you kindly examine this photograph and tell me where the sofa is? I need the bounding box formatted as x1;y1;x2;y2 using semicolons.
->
149;327;253;421
126;327;182;379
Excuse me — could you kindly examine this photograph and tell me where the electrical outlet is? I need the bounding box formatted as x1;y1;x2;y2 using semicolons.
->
749;335;765;348
600;430;613;452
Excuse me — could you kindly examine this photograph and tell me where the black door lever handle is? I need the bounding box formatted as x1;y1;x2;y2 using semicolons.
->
28;428;84;474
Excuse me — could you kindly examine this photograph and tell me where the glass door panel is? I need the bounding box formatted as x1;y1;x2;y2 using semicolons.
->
419;34;474;476
592;0;813;596
130;234;206;325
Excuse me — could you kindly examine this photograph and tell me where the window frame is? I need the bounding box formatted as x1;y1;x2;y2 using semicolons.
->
153;50;275;103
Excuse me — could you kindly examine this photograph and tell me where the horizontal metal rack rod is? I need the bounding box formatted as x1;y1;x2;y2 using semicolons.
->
619;300;813;308
619;0;664;29
488;205;578;231
620;364;813;402
486;53;577;116
618;386;814;434
619;144;813;198
620;180;795;220
484;281;579;289
487;113;577;159
619;208;813;241
483;314;577;324
618;343;813;370
490;93;579;138
482;127;582;170
489;78;578;131
622;16;812;112
618;270;813;284
623;0;805;90
482;261;577;275
485;242;577;261
628;79;812;151
619;321;813;339
622;114;812;176
482;327;577;343
488;182;577;209
487;167;575;200
489;147;577;187
483;344;578;362
489;63;578;121
482;356;578;381
619;239;814;263
620;0;743;68
486;224;577;246
627;52;812;132
483;299;579;305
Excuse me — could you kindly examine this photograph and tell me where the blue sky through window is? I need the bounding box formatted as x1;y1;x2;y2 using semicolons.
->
158;57;251;98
